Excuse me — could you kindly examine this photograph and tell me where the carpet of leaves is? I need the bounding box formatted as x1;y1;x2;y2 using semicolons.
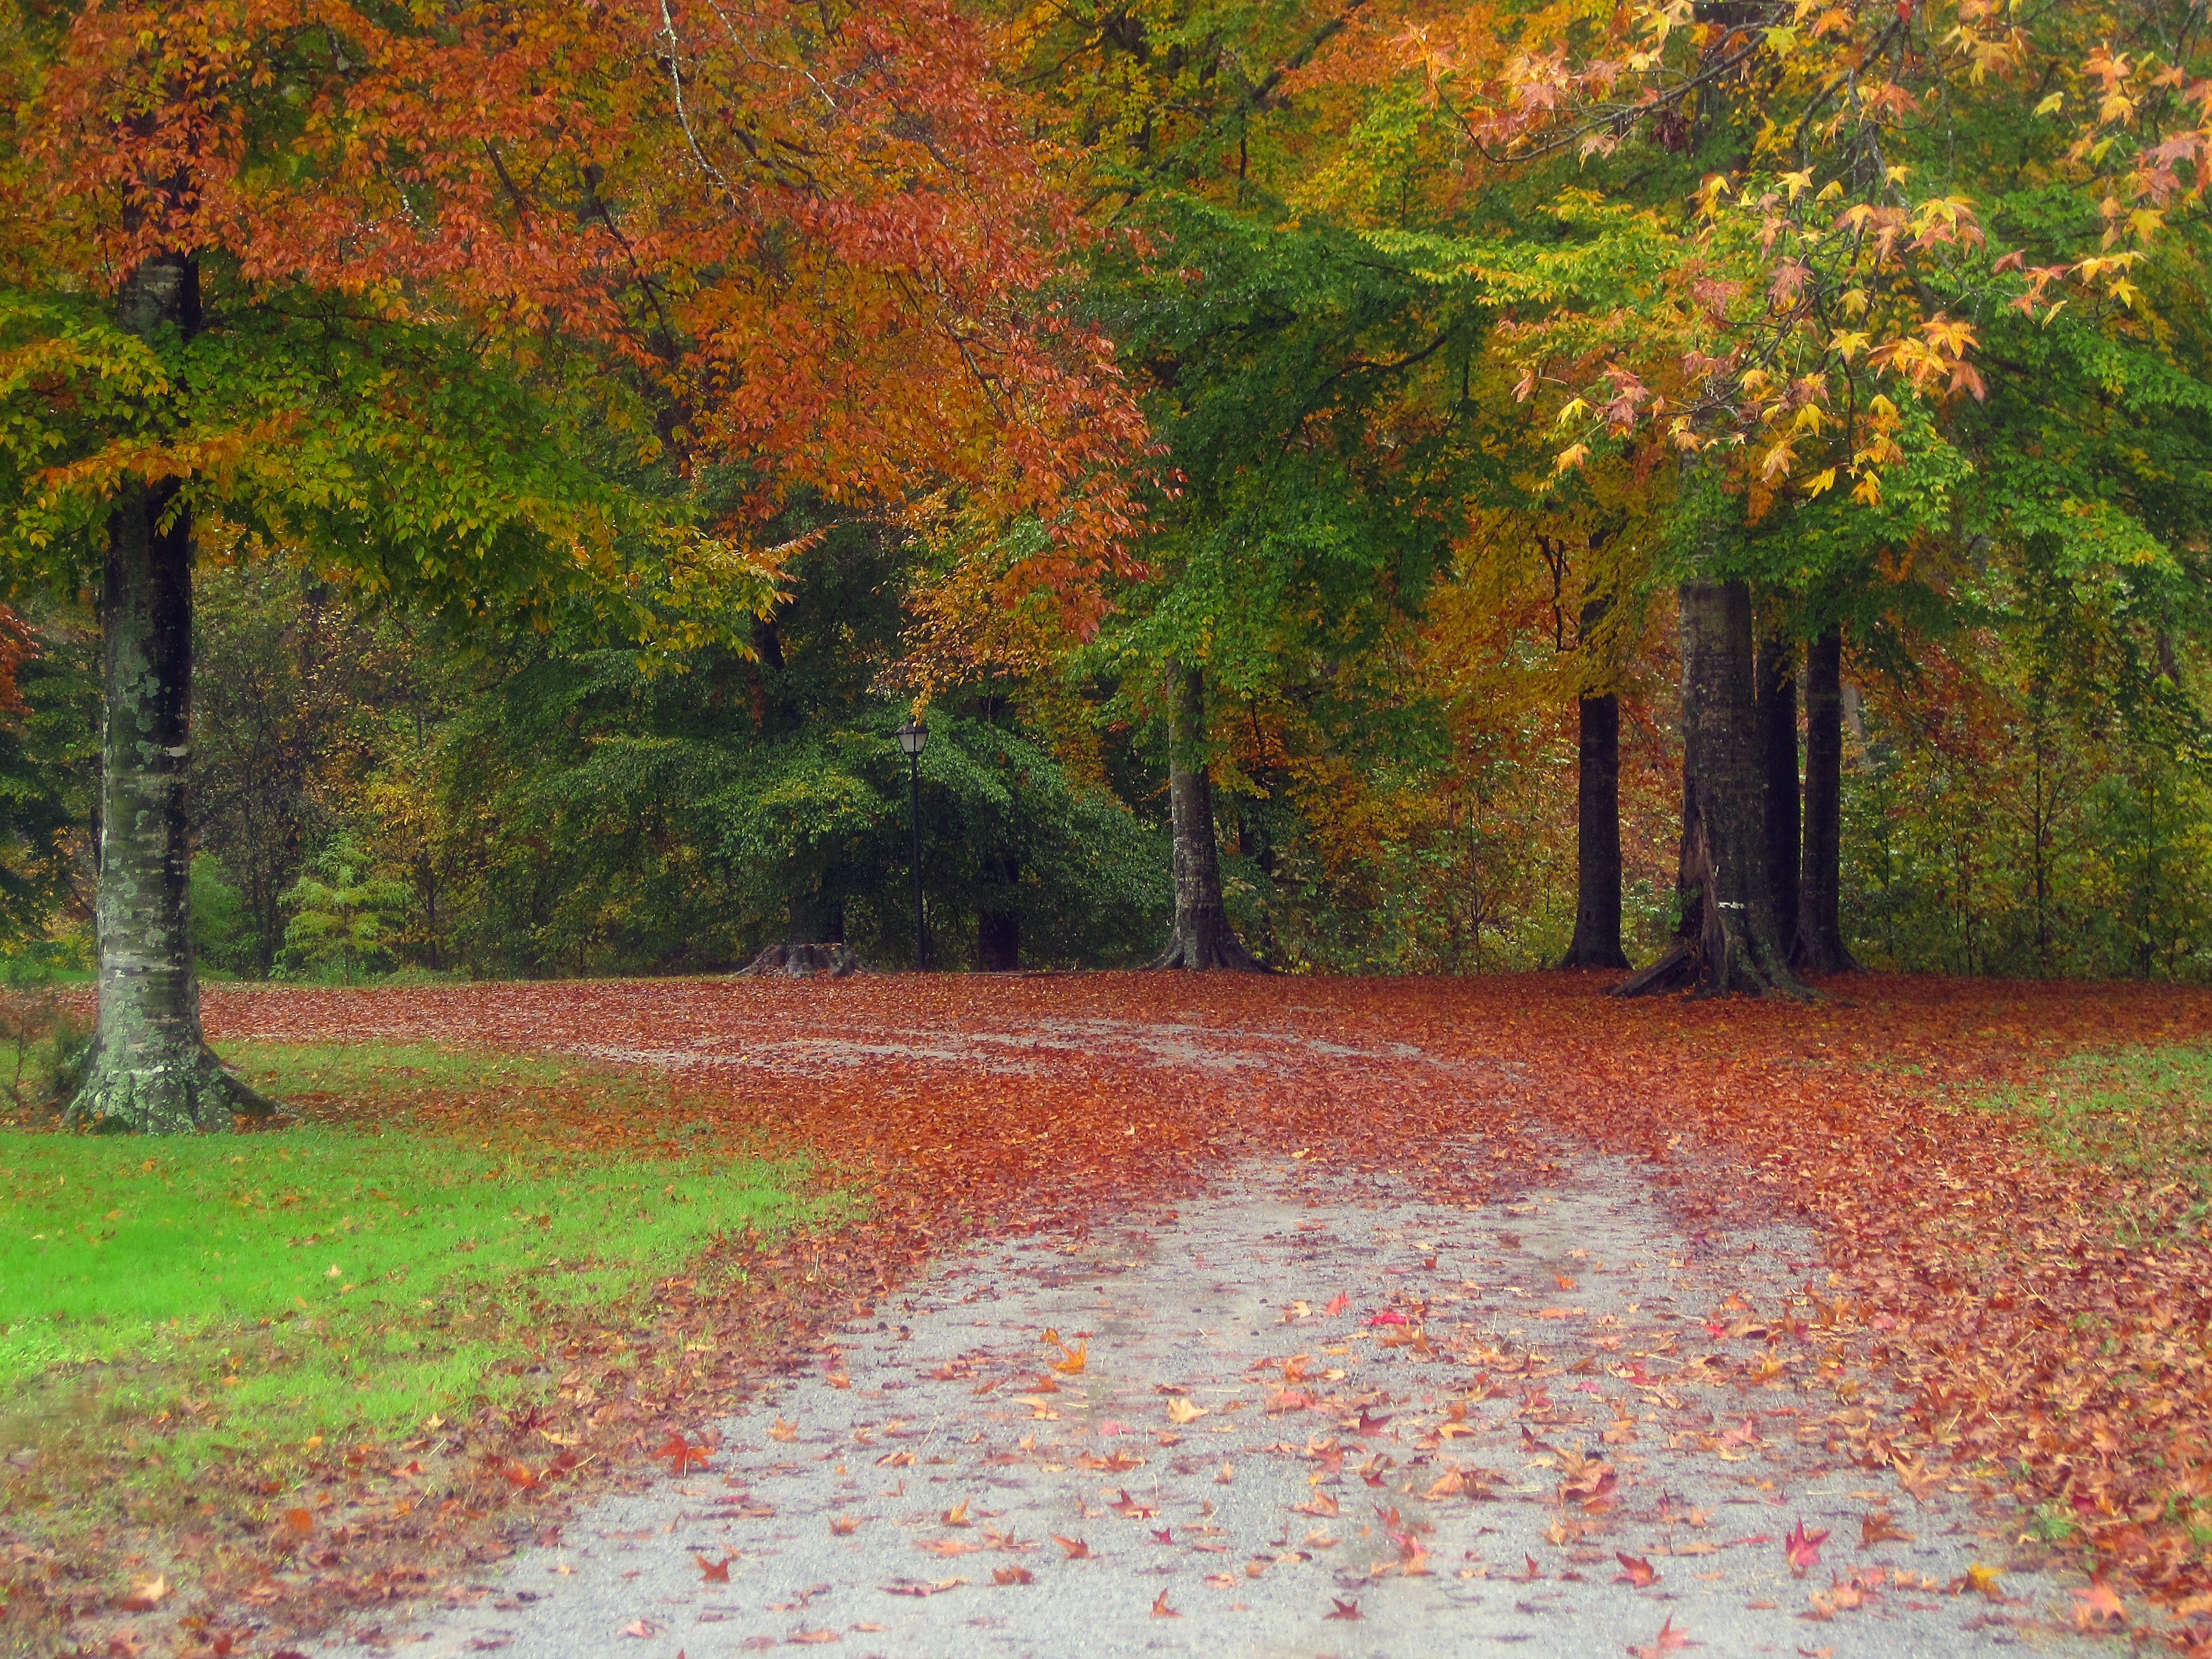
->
9;969;2212;1656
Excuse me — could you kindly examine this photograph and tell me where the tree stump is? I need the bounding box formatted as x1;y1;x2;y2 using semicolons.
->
742;942;863;978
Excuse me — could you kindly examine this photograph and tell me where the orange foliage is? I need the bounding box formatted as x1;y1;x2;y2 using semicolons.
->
6;0;1150;625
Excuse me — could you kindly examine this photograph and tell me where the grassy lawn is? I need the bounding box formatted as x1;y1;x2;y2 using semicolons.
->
0;1039;826;1482
1987;1041;2212;1222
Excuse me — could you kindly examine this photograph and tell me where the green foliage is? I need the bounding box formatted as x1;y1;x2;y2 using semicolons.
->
278;834;414;982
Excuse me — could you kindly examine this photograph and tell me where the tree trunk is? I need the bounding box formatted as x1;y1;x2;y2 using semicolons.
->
979;851;1020;971
1792;625;1860;973
1615;580;1811;999
1557;691;1630;969
66;253;272;1131
1150;662;1265;971
1756;624;1800;959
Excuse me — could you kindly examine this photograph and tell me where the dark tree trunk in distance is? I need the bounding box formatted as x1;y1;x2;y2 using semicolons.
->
1756;625;1800;959
1557;691;1630;968
1150;662;1265;971
1615;580;1812;999
66;251;272;1131
979;851;1020;971
1792;626;1860;973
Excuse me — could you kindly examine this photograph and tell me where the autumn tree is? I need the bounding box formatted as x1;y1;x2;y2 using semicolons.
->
0;0;1147;1127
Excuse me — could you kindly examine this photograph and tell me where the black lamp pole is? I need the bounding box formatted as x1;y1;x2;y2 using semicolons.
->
895;716;930;968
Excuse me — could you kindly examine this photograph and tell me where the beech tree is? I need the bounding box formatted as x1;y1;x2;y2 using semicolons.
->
0;0;1146;1126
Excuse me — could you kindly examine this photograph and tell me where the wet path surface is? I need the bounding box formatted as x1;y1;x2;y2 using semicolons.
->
345;1155;2110;1658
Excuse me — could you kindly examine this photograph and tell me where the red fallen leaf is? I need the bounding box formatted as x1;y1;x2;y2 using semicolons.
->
1354;1410;1394;1434
1614;1553;1658;1587
618;1619;658;1638
1052;1535;1092;1559
1514;1554;1544;1582
1150;1527;1173;1544
1325;1293;1350;1317
1786;1519;1830;1572
654;1434;712;1474
695;1553;733;1583
2072;1580;2127;1629
882;1577;969;1597
1293;1490;1340;1518
992;1566;1033;1585
1366;1309;1408;1326
1627;1614;1693;1658
1150;1589;1180;1618
1106;1490;1158;1519
1325;1597;1361;1620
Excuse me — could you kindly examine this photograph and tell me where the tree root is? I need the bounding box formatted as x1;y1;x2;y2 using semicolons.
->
742;943;863;978
64;1043;278;1134
1149;919;1270;972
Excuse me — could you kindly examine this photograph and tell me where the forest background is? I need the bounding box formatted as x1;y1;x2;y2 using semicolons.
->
0;0;2207;991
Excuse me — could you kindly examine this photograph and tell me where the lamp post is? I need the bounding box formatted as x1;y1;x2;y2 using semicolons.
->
894;716;929;969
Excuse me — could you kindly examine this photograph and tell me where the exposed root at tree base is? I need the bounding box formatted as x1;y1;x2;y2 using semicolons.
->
1148;926;1271;972
1613;940;1816;1001
64;1043;279;1134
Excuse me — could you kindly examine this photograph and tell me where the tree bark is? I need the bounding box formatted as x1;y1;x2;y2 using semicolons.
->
1756;624;1800;959
66;252;272;1131
1150;662;1265;971
1557;691;1630;969
1615;580;1811;999
979;851;1020;971
1792;626;1860;973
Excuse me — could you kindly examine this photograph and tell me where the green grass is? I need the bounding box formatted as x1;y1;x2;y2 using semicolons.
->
220;1037;657;1105
1989;1042;2212;1205
0;1047;826;1468
2003;1042;2212;1176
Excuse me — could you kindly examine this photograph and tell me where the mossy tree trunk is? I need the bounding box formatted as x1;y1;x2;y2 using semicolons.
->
1150;661;1265;972
65;251;270;1133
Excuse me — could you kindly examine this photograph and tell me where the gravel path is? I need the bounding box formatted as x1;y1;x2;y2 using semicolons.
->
331;1152;2116;1659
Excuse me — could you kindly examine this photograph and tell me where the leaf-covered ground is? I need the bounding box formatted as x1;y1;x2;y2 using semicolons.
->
8;971;2212;1654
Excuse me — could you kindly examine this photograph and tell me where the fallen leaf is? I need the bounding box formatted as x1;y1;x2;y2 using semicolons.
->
830;1514;862;1536
1785;1519;1829;1572
769;1418;797;1443
1858;1510;1912;1547
695;1553;733;1583
2072;1581;2126;1629
1151;1589;1179;1617
992;1566;1033;1586
1325;1597;1361;1620
1614;1553;1658;1588
117;1573;168;1612
1627;1614;1693;1658
618;1620;659;1639
881;1578;968;1597
1052;1535;1092;1559
1961;1562;2003;1599
942;1500;970;1526
1166;1397;1209;1425
655;1434;712;1474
